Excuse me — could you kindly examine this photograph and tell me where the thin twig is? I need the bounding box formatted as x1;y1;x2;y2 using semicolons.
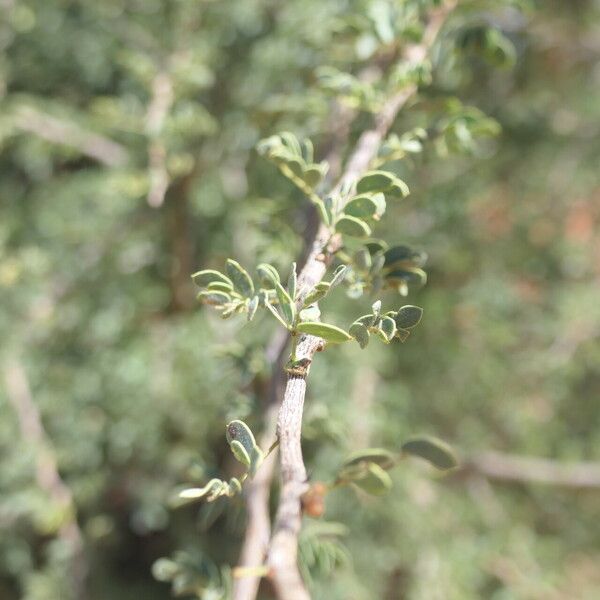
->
465;452;600;489
266;5;456;599
145;71;174;208
3;359;88;600
13;106;128;167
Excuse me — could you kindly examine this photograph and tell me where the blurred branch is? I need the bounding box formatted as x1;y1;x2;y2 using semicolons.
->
233;91;358;600
13;106;128;167
2;358;88;600
145;71;174;208
465;452;600;489
266;5;456;599
351;367;378;449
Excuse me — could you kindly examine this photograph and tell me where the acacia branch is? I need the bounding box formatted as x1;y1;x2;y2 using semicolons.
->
145;71;174;208
266;5;456;599
3;358;88;600
232;103;358;600
465;452;600;489
13;106;128;167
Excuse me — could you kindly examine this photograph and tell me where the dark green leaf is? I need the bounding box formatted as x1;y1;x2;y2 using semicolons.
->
230;440;251;466
303;164;326;188
226;259;255;297
207;281;234;293
303;281;330;306
385;267;427;286
352;462;392;495
401;436;458;470
379;316;397;341
226;420;264;476
365;240;388;255
356;170;395;194
192;269;233;288
197;290;231;306
395;305;423;329
383;245;427;269
344;195;379;219
275;282;296;325
342;448;396;470
349;321;370;348
335;215;372;238
256;263;280;287
388;177;410;198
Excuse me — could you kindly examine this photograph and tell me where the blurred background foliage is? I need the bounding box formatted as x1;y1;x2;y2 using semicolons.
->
1;0;600;599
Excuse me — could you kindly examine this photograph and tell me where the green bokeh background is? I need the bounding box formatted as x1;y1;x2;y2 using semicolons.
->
1;1;599;598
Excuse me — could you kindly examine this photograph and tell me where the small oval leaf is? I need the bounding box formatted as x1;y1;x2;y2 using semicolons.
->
192;269;233;288
275;282;296;326
197;290;231;306
256;263;280;287
356;170;395;194
349;321;370;349
226;259;255;297
296;322;353;343
344;195;379;219
207;281;234;293
343;448;396;470
379;316;397;341
353;462;393;496
230;440;251;467
395;305;423;329
401;436;458;470
335;216;372;238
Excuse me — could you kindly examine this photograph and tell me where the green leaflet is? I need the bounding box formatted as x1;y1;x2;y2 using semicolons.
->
352;462;392;496
342;448;396;471
356;170;396;193
335;215;372;238
192;269;233;288
379;315;397;342
296;322;352;343
383;245;427;270
230;440;250;467
395;305;423;329
349;321;370;348
226;259;255;297
401;436;458;471
226;420;264;476
256;263;280;287
303;281;330;306
344;195;379;220
197;290;231;306
207;281;233;293
275;281;296;326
